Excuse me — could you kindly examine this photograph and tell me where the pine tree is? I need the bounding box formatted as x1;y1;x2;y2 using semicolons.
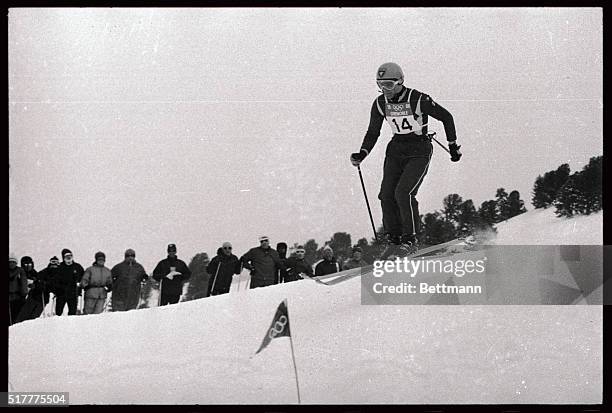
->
456;199;478;236
507;190;527;218
443;194;463;224
532;163;570;208
554;156;602;217
421;212;456;245
478;199;498;226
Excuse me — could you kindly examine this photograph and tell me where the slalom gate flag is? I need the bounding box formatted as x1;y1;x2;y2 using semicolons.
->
255;299;291;354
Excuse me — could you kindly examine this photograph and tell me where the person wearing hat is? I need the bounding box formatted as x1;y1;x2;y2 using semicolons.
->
31;257;61;318
342;246;369;270
282;245;313;283
54;248;85;315
14;256;49;323
110;249;148;311
152;244;191;306
314;245;343;277
8;253;28;325
206;242;241;297
276;242;289;285
240;236;285;289
81;252;113;314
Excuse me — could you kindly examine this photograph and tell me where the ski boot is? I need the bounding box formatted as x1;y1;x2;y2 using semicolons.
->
398;233;419;256
379;233;402;260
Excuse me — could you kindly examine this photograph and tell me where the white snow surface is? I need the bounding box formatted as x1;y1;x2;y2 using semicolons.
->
492;208;602;245
8;209;603;404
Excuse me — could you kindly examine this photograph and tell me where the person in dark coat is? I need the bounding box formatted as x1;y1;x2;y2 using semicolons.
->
152;244;191;306
342;246;369;270
52;248;85;316
314;245;342;277
15;256;50;323
9;253;28;325
240;236;285;289
111;249;148;311
206;242;241;297
276;242;288;285
282;245;313;282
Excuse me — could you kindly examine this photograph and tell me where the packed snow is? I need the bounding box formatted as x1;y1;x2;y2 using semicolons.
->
8;209;602;404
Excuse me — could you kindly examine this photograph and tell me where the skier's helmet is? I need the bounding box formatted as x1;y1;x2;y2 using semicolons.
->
376;62;404;90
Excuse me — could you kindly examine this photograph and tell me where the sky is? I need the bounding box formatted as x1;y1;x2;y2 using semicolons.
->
8;8;602;271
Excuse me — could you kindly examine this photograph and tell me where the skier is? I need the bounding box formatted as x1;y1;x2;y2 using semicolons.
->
152;244;191;305
350;62;462;253
206;242;241;296
111;249;148;311
53;249;85;315
81;252;113;314
314;245;342;277
282;245;313;283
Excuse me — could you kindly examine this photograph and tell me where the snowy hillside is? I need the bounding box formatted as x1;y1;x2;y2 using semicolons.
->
492;208;602;245
8;209;603;404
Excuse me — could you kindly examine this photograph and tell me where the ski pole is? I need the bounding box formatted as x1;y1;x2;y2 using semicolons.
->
41;290;46;318
210;261;221;297
428;132;451;155
357;165;378;243
158;279;163;307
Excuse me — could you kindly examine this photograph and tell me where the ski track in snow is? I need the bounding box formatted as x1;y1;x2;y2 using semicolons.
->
8;208;602;404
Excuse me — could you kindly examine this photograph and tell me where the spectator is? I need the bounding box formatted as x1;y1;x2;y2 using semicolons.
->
206;242;241;296
81;252;113;315
342;246;369;270
314;245;342;277
276;242;288;284
111;249;148;311
9;253;28;325
240;236;285;289
34;257;61;317
15;256;49;323
283;245;313;282
152;244;191;305
52;248;85;315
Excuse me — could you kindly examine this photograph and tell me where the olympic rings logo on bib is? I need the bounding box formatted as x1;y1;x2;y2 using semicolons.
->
385;102;424;135
268;315;288;339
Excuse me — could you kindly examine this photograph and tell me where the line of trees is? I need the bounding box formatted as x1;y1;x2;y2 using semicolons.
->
532;155;602;217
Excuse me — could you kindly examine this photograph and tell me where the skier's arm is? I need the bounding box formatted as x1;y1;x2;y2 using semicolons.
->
420;95;457;143
359;98;385;155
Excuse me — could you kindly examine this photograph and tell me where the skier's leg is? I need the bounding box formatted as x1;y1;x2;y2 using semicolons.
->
378;143;404;238
395;148;433;237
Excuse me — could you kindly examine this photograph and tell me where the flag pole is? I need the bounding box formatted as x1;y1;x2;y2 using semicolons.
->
286;299;301;404
288;334;301;404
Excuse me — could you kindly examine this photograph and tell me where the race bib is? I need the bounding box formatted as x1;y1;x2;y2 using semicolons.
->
384;102;423;135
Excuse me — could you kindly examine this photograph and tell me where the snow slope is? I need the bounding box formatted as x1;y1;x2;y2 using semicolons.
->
492;208;602;245
8;210;603;404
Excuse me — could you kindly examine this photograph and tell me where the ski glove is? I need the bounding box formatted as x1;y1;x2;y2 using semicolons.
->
350;149;368;166
449;142;462;162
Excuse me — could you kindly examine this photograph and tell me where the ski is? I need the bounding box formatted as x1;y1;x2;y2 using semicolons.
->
303;237;468;287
